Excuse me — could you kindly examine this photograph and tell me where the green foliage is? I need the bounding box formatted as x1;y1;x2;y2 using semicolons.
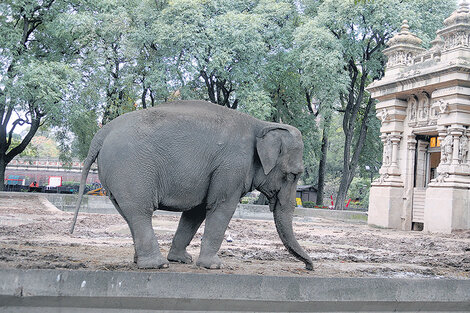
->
294;19;348;105
154;0;296;109
0;0;458;197
302;201;316;208
0;0;86;189
8;134;38;158
296;0;456;209
347;177;371;206
70;110;100;160
29;135;60;158
302;201;330;209
240;196;258;204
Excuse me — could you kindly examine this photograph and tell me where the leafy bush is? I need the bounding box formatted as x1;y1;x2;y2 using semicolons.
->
303;201;316;208
240;198;251;204
240;196;257;204
302;201;331;209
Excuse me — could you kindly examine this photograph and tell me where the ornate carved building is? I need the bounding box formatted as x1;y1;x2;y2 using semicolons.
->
367;2;470;233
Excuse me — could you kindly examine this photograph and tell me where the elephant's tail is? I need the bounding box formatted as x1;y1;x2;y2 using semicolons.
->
69;127;109;234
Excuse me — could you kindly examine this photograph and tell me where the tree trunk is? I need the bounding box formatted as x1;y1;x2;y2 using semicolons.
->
141;87;147;109
335;159;352;211
0;158;5;191
150;90;155;107
316;119;330;205
0;117;42;191
335;97;373;210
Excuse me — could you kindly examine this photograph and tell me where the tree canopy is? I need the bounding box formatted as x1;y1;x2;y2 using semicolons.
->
0;0;457;205
296;0;455;209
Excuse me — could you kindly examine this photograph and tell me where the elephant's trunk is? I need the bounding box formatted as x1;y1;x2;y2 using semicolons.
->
273;200;313;270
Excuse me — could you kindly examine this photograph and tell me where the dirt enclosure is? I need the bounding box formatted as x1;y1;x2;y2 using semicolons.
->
0;193;469;279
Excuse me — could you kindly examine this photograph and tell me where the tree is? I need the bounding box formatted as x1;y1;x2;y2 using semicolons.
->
72;0;140;125
262;49;321;186
154;0;296;117
128;0;171;108
294;16;348;204
52;0;171;160
0;0;79;190
298;0;455;209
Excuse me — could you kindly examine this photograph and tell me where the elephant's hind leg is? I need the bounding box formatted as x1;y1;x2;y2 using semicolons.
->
168;204;206;264
109;193;137;264
128;211;169;269
114;195;169;269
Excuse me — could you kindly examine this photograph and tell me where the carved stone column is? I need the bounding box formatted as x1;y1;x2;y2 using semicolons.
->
464;130;470;166
390;133;401;169
451;126;463;165
401;135;417;230
375;132;403;186
380;133;391;168
431;125;470;187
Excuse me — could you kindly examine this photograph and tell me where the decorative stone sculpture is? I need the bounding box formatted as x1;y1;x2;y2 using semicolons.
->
384;136;392;165
436;172;450;183
441;132;453;164
459;132;468;164
409;96;417;121
380;108;390;123
438;99;448;114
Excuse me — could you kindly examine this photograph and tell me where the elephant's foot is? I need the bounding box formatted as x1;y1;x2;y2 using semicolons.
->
136;254;169;269
167;249;193;264
196;255;223;269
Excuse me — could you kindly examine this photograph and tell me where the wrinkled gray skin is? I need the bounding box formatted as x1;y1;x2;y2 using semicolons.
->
71;100;313;271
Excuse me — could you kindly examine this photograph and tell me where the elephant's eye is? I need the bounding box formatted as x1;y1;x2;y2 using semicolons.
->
286;173;296;182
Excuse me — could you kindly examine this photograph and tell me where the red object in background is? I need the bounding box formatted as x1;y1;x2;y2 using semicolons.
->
330;195;334;207
29;181;38;187
346;198;351;208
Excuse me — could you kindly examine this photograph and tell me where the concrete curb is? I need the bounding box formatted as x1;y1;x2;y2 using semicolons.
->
0;269;469;312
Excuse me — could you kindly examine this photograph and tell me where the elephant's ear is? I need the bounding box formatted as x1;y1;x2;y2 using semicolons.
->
256;127;288;175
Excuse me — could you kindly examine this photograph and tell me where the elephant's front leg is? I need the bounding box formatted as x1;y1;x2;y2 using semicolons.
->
196;200;238;269
168;204;206;264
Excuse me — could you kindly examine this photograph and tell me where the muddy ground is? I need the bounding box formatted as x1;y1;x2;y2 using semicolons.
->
0;193;469;278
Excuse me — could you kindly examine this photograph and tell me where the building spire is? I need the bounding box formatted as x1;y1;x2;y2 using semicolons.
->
444;1;470;27
382;20;424;71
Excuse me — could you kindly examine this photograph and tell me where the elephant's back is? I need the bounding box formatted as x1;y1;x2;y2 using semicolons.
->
96;100;256;204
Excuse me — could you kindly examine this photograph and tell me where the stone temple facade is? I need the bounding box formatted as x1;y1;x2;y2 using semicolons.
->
367;2;470;233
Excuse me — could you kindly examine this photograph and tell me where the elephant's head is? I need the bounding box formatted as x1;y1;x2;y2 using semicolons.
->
255;124;313;270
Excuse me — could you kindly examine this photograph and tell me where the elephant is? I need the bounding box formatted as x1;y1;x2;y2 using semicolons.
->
70;100;313;271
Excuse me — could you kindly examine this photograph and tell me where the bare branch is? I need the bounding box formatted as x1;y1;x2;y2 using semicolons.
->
6;118;26;148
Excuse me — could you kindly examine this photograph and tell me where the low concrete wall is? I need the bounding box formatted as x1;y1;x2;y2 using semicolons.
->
0;269;469;312
295;207;368;223
42;193;367;222
0;192;365;222
233;204;272;220
44;193;116;214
